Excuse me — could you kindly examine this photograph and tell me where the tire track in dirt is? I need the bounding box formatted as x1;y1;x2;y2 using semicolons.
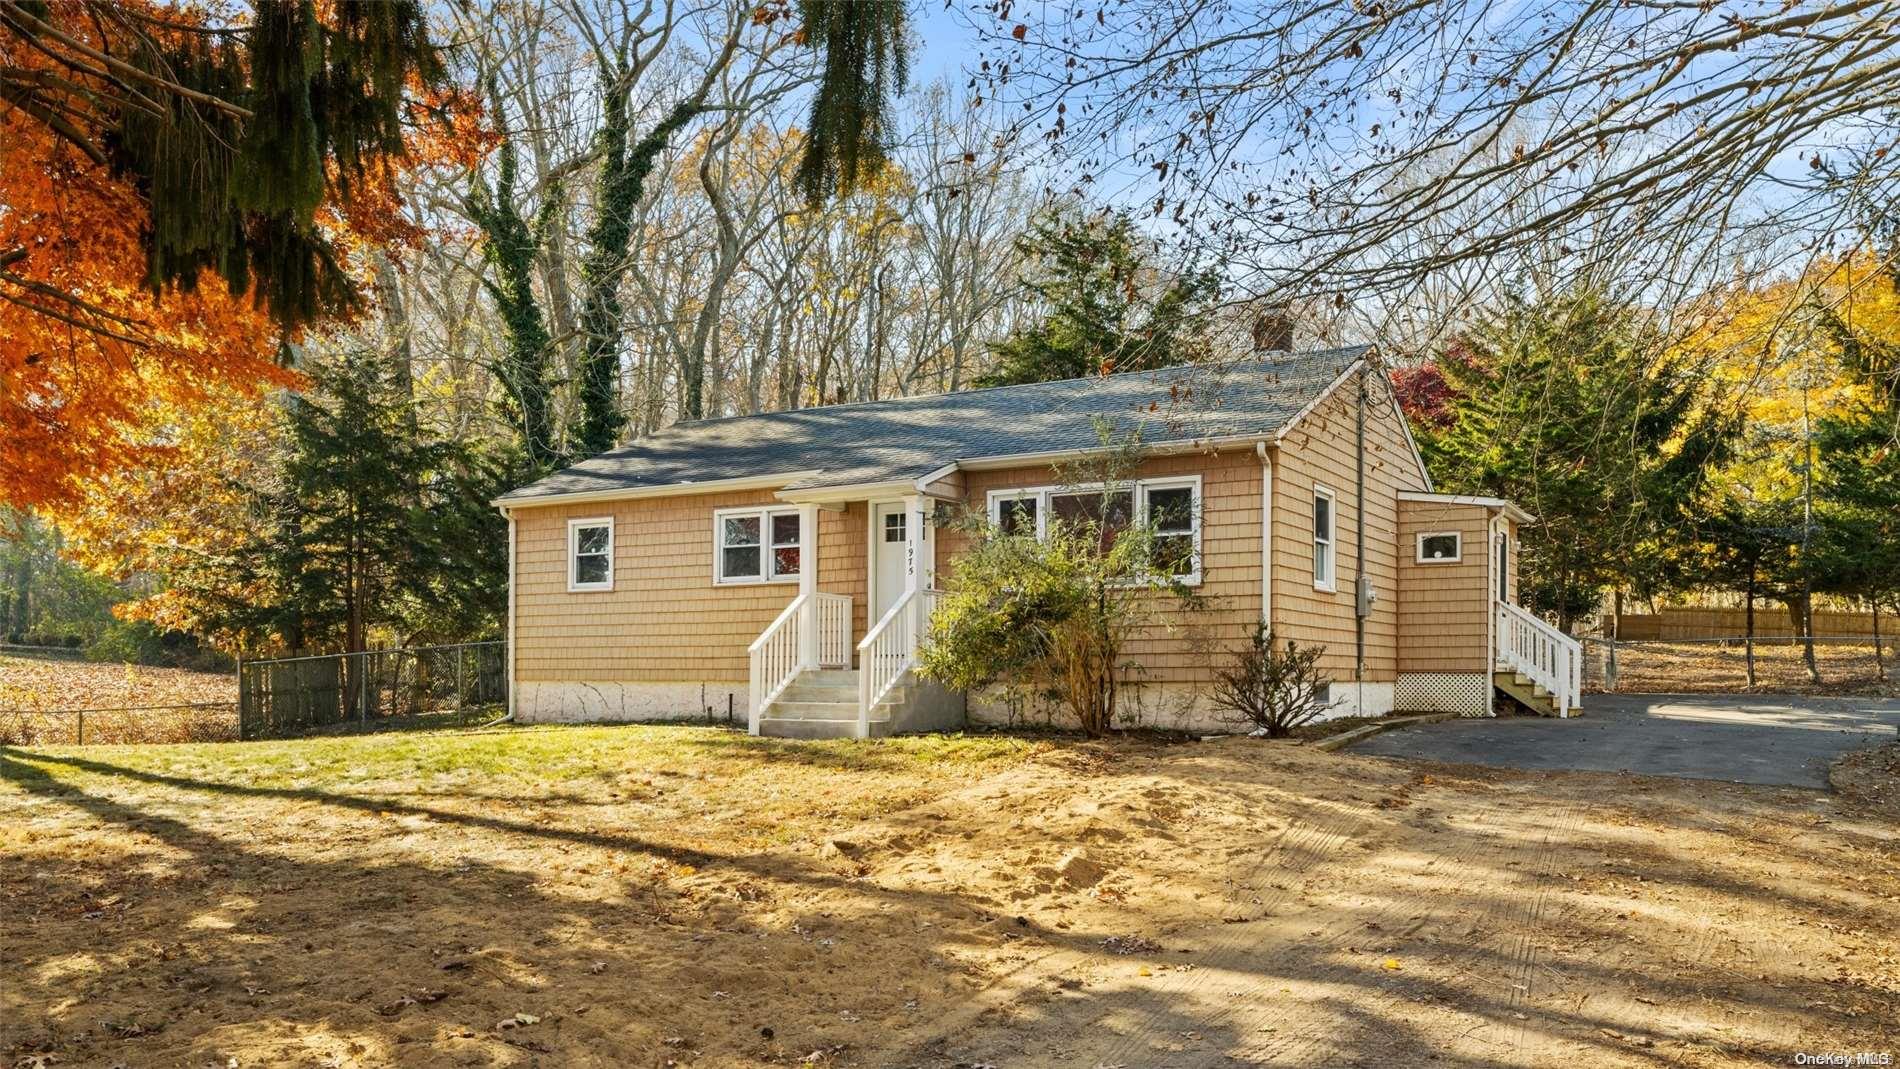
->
1224;796;1580;1066
883;802;1376;1065
1039;789;1536;1067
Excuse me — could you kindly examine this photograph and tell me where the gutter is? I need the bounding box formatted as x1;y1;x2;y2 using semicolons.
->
491;470;822;510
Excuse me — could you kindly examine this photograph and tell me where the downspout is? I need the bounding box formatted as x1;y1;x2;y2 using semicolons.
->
1256;441;1272;629
1354;370;1368;715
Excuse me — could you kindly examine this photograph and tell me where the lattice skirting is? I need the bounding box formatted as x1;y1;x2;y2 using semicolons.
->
1394;673;1492;718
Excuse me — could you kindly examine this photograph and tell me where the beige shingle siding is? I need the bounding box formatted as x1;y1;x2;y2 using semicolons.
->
512;490;865;684
939;450;1265;688
1269;370;1430;682
1398;500;1491;673
505;365;1480;696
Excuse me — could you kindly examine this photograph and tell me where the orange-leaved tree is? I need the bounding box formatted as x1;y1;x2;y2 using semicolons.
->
0;0;449;510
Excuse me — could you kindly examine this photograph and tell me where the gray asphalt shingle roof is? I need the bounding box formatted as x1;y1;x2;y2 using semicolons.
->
497;346;1369;504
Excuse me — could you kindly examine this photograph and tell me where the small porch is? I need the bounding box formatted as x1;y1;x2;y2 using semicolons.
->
1494;599;1583;717
745;491;960;740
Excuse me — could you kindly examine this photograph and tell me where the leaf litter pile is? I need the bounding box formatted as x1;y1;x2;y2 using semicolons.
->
0;653;238;744
0;724;1894;1067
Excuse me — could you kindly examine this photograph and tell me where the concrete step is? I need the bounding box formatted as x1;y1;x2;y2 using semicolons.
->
759;716;891;740
779;683;907;705
802;668;860;687
769;700;859;721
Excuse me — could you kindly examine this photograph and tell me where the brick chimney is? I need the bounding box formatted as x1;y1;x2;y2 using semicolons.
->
1252;308;1294;353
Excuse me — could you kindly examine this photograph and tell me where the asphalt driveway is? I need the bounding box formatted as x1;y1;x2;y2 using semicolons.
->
1353;692;1900;788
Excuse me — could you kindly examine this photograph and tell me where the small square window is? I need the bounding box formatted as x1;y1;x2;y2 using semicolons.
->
884;512;907;543
1417;532;1462;563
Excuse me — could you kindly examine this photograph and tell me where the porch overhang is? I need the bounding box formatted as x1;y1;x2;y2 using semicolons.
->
774;477;960;506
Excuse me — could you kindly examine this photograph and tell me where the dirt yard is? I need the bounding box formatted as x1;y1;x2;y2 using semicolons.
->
1590;639;1900;697
0;652;239;745
2;725;1895;1067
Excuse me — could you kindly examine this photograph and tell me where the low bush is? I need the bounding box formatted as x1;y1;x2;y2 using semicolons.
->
1209;625;1337;738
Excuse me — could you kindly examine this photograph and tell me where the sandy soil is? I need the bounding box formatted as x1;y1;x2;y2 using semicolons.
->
2;725;1894;1068
1833;742;1900;820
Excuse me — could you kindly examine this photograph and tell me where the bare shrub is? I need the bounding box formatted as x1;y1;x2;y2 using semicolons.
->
1209;625;1336;738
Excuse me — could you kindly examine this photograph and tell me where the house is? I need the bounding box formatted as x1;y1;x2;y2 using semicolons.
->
493;346;1582;738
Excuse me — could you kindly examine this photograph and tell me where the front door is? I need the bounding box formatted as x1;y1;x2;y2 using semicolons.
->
1495;528;1509;603
872;501;909;623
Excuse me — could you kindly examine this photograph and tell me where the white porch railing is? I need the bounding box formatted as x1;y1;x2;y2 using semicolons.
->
815;592;852;668
749;592;855;733
748;595;808;734
856;588;938;739
1495;600;1582;717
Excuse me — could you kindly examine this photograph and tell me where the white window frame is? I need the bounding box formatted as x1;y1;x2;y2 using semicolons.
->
1312;485;1337;593
713;506;804;586
985;475;1203;585
1415;530;1463;564
567;517;615;593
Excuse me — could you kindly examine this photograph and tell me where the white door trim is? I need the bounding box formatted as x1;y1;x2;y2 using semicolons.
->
867;499;906;627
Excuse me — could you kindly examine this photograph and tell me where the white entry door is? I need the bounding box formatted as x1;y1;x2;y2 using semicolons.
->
871;501;910;623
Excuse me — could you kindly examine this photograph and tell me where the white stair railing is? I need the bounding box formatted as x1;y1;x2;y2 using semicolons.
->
815;592;852;668
855;589;938;739
1495;600;1582;717
748;594;808;734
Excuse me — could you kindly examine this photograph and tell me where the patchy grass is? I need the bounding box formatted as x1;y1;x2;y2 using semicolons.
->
1590;639;1900;696
2;722;1893;1068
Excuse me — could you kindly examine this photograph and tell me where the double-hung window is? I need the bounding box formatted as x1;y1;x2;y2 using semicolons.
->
1312;486;1336;592
1144;481;1198;577
987;476;1202;584
568;517;614;592
715;507;802;584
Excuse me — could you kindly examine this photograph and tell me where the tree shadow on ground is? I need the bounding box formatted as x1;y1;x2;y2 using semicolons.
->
2;738;1893;1069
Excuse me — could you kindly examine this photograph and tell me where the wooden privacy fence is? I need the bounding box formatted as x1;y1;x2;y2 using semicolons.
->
238;641;505;740
1615;606;1887;641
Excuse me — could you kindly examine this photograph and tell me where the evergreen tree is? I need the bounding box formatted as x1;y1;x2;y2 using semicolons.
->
2;0;444;330
1812;298;1900;638
1419;289;1729;628
1694;498;1804;688
795;0;910;203
242;347;504;653
976;208;1220;387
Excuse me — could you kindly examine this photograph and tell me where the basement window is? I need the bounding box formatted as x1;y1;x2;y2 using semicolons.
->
1416;532;1462;563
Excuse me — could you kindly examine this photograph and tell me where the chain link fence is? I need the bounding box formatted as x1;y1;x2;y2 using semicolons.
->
0;702;239;745
238;641;505;740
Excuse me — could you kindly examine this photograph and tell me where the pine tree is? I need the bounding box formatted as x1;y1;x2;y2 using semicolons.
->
1420;289;1729;627
976;209;1220;387
1812;298;1900;647
795;0;909;203
2;0;444;330
242;347;505;654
